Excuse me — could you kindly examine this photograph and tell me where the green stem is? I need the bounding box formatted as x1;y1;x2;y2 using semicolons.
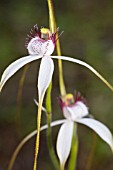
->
47;0;66;96
47;0;65;168
46;82;52;114
46;84;59;170
47;113;59;170
47;0;55;33
68;124;78;170
7;119;65;170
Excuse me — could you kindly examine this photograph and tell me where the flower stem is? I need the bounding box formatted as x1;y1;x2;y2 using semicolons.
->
47;0;65;168
46;83;59;169
46;82;52;114
33;97;43;170
47;113;59;170
68;124;78;170
57;46;66;96
47;0;55;33
7;120;66;170
47;0;66;96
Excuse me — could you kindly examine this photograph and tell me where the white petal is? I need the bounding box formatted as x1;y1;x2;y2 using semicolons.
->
42;40;55;56
51;56;113;92
0;55;42;91
27;37;55;56
76;118;113;150
38;56;54;101
56;120;74;167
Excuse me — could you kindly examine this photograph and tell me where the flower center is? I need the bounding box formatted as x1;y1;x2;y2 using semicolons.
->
26;25;56;55
40;28;51;40
63;94;75;106
59;92;89;120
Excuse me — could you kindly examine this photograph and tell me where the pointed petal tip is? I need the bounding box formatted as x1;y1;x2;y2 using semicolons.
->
0;83;3;92
111;148;113;153
110;139;113;152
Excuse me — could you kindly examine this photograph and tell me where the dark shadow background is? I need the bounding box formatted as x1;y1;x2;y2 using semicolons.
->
0;0;113;169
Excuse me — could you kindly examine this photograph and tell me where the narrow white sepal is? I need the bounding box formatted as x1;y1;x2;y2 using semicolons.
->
8;119;67;168
76;118;113;150
38;56;54;101
0;55;42;92
56;120;74;167
51;56;113;92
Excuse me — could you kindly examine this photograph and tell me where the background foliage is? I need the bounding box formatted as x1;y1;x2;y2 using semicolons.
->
0;0;113;169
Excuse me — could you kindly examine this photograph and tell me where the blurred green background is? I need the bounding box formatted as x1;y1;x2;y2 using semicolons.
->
0;0;113;169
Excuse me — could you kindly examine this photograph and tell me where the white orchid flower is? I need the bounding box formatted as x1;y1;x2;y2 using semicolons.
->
8;96;113;170
0;25;56;101
56;93;113;168
34;95;113;168
1;25;113;101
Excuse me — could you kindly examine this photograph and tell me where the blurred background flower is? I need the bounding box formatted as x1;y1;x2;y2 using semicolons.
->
0;0;113;169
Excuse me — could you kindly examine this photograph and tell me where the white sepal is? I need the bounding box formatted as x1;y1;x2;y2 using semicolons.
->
56;120;74;168
0;55;42;92
76;118;113;150
38;56;54;101
51;55;113;92
8;119;67;170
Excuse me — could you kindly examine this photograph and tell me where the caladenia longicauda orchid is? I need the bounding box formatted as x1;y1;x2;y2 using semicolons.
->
56;93;113;169
7;93;113;170
1;25;113;97
1;24;113;170
0;25;57;101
